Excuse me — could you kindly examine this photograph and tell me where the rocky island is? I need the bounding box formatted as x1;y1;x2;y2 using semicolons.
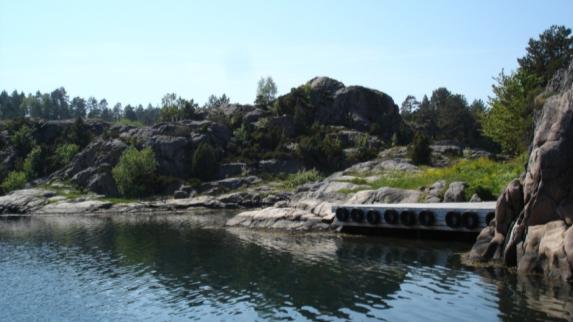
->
0;76;501;223
1;30;572;285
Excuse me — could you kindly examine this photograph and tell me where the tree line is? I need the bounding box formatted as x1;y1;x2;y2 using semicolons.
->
0;88;231;126
0;77;281;125
400;89;489;149
400;25;573;156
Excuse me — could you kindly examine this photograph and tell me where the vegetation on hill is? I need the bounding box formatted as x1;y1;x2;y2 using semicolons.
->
483;25;573;155
400;88;492;150
400;25;573;156
0;25;570;198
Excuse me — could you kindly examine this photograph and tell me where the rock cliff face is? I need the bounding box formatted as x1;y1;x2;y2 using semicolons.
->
307;77;409;141
48;77;410;196
0;77;414;211
40;120;233;196
63;139;128;196
468;60;573;281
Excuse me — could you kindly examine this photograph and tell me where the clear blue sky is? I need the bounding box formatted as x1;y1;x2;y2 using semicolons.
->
1;0;571;107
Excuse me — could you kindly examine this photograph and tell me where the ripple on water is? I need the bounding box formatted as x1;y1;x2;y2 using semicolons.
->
1;214;573;321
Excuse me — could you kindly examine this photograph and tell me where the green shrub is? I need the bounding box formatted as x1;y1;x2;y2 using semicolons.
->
351;134;377;163
297;131;345;172
54;144;79;167
11;125;35;156
1;171;28;193
283;169;323;189
112;146;157;197
23;146;43;179
233;123;250;145
408;134;431;165
192;143;218;181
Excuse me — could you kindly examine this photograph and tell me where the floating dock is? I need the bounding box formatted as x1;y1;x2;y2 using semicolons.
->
332;202;496;234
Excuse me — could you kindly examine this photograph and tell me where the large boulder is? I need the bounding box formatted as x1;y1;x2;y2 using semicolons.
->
276;77;411;141
318;85;404;140
64;140;128;196
468;60;573;281
503;59;573;277
147;135;191;177
65;139;128;179
307;76;345;95
522;62;573;226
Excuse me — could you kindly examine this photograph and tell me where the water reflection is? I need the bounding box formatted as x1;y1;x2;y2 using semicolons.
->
0;213;571;321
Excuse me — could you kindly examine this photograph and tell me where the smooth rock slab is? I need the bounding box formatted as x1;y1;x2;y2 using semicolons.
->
0;189;53;214
347;187;421;204
226;207;331;231
37;200;113;214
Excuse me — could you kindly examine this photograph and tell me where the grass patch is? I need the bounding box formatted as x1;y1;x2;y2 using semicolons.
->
337;188;362;195
39;181;86;200
345;177;369;185
114;118;145;128
281;169;323;189
367;156;525;200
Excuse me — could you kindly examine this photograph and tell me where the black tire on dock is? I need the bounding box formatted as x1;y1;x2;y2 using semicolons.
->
400;210;417;226
462;212;479;229
351;208;365;223
445;211;461;228
335;208;349;222
485;212;495;226
418;211;435;226
384;210;399;225
366;210;381;225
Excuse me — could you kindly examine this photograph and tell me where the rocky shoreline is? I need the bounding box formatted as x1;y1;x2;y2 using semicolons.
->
0;151;483;232
2;61;572;284
466;60;573;282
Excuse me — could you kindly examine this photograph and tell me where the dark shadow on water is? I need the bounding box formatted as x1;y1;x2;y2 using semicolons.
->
340;225;480;242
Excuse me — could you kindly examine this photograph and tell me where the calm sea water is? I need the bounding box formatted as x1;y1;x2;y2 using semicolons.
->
0;211;571;322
